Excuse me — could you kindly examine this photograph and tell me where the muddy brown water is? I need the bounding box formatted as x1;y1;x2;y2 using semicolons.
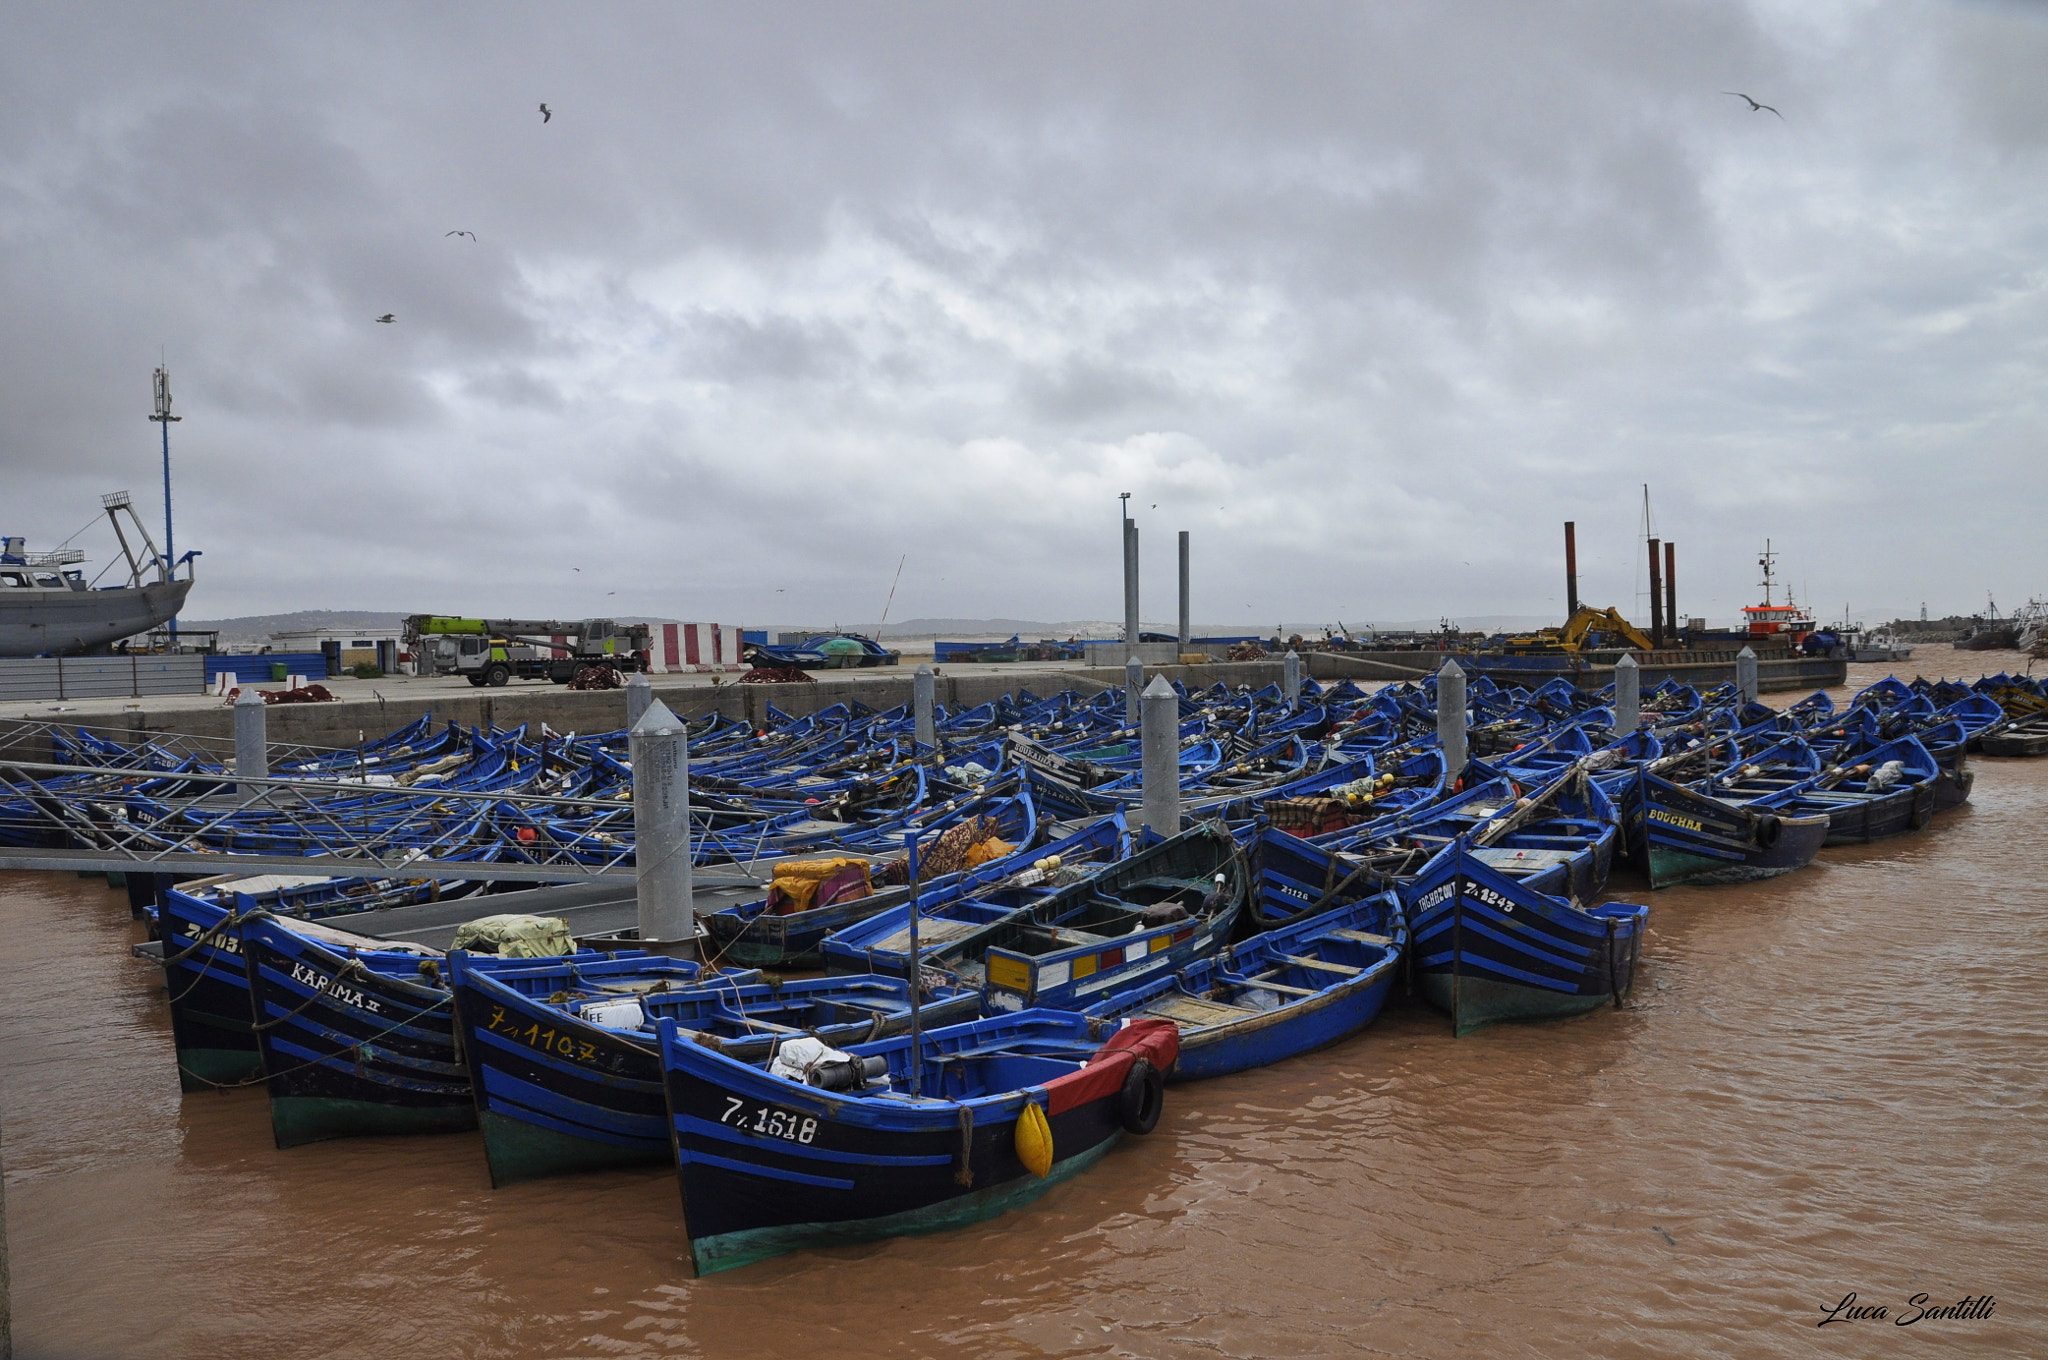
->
4;663;2043;1357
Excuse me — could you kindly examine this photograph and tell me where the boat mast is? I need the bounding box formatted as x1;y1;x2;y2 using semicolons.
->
149;365;182;637
1757;540;1777;607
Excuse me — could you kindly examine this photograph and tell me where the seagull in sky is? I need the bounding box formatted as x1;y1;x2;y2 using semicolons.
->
539;103;552;123
445;230;476;241
374;314;395;323
1722;91;1783;119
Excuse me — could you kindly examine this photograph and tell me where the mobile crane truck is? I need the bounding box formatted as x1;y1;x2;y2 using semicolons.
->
404;616;652;686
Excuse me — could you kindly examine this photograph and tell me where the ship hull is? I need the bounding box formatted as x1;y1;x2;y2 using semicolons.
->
0;579;194;656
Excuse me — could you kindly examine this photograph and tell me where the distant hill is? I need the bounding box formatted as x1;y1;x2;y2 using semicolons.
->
178;610;410;643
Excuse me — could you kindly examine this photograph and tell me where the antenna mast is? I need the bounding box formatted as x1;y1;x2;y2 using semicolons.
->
149;365;182;637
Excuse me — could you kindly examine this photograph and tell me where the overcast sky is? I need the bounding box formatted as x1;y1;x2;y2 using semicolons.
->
3;1;2043;633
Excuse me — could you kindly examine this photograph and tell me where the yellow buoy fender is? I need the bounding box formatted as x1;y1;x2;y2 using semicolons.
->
1015;1100;1053;1178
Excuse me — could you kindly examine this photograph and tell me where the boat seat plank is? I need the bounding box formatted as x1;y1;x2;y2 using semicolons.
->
1146;995;1265;1025
1324;928;1394;947
1240;974;1319;997
1279;953;1362;976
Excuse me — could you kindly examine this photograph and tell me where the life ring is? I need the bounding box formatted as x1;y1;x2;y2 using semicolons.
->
1752;813;1782;850
1118;1058;1165;1135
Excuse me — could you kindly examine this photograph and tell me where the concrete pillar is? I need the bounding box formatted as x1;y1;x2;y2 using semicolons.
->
1664;541;1678;643
1737;645;1759;706
629;698;695;951
914;663;936;748
1177;530;1190;649
1437;658;1468;780
1124;521;1141;660
1130;518;1146;659
1614;652;1640;734
234;684;268;783
1283;649;1302;707
624;670;653;729
1124;655;1144;729
1140;675;1181;837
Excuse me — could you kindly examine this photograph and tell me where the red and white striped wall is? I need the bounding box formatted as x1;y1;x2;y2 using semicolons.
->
647;623;746;673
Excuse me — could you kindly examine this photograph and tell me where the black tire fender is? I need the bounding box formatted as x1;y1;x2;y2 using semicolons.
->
1118;1057;1165;1135
1752;813;1781;849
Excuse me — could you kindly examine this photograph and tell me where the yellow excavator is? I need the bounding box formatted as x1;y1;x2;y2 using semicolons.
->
1496;605;1655;655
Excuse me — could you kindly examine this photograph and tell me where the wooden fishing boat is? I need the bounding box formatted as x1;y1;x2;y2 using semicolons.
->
820;813;1132;977
937;822;1250;1007
699;788;1038;969
448;960;976;1185
657;1011;1179;1275
241;914;716;1148
1760;735;1943;844
1078;891;1405;1079
1404;840;1648;1036
1623;767;1830;888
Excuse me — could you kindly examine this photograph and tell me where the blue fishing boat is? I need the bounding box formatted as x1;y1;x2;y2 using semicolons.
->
1623;766;1830;888
657;1011;1180;1275
448;959;977;1185
1405;840;1648;1036
1079;891;1405;1079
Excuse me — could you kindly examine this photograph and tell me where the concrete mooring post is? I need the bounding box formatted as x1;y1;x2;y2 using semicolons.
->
624;670;653;729
1122;519;1141;661
1140;675;1181;837
234;684;268;784
1437;658;1468;781
914;663;936;748
1177;530;1190;650
1124;655;1144;728
1614;653;1640;734
1283;649;1302;708
629;698;695;953
1737;645;1759;706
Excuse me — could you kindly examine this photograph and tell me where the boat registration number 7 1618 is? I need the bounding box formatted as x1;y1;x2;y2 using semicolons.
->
721;1097;818;1144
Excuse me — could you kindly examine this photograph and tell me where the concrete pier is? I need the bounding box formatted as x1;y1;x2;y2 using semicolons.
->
1437;659;1468;779
1283;649;1301;708
1125;655;1144;728
628;698;694;952
233;685;267;783
1178;530;1190;649
914;663;936;748
1141;675;1181;837
624;671;652;729
1737;646;1759;706
1614;653;1640;733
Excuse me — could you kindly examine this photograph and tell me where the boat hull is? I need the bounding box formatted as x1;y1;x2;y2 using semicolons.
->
0;578;194;657
159;889;262;1092
241;919;473;1148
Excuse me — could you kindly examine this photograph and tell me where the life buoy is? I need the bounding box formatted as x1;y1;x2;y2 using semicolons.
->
1118;1058;1165;1135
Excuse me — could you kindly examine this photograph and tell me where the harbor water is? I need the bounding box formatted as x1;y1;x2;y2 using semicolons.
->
2;692;2042;1355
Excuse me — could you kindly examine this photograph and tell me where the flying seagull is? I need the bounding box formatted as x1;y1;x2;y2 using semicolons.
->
1723;91;1783;119
539;103;552;123
374;314;395;323
445;230;476;241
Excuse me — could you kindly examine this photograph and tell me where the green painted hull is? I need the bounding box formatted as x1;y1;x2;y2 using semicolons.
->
1647;846;1797;889
1419;973;1610;1037
690;1137;1120;1276
177;1047;263;1093
479;1109;664;1187
270;1096;476;1149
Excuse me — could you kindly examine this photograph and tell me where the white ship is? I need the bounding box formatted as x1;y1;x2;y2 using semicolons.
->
0;491;196;657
